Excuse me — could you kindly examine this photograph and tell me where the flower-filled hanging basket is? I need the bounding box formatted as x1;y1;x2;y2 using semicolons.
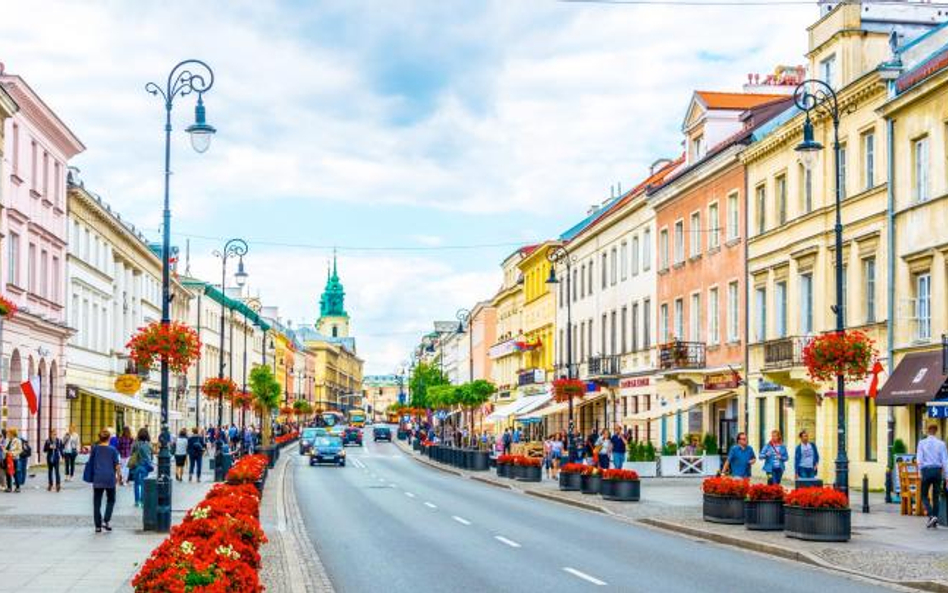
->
802;330;876;383
231;391;253;410
552;378;586;403
127;321;202;374
0;295;17;320
202;377;238;400
279;405;295;417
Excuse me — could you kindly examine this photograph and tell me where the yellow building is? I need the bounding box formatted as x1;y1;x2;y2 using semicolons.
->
517;242;556;379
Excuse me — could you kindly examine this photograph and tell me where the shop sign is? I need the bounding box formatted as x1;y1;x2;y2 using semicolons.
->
114;374;142;395
824;389;867;398
704;371;740;391
66;384;79;400
757;379;784;393
620;377;650;390
927;401;948;419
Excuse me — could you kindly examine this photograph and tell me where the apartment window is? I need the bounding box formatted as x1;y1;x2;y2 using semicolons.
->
601;314;607;355
799;163;813;214
708;287;719;345
757;399;767;451
708;203;719;250
27;244;36;293
689;293;700;342
727;281;739;342
621;306;628;353
693;134;704;161
579;321;585;361
54;162;61;206
8;232;19;286
632;303;639;352
659;303;668;343
659;229;669;269
776;174;787;225
587;260;594;296
727;192;739;241
51;256;60;303
755;185;766;235
839;143;848;199
755;287;767;342
11;123;19;174
674;220;684;264
40;250;48;299
800;273;813;334
30;140;37;190
572;269;578;302
863;131;875;190
674;298;683;339
587;320;593;360
610;310;618;354
643;228;651;271
580;264;586;299
620;243;628;281
42;152;49;197
690;212;701;258
601;253;608;289
610;248;618;285
631;236;640;276
864;257;876;324
775;281;787;338
864;397;878;461
820;54;837;88
916;273;931;340
914;136;930;203
643;299;651;348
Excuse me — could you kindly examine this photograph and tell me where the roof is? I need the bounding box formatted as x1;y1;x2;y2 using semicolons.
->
694;91;789;111
180;278;271;331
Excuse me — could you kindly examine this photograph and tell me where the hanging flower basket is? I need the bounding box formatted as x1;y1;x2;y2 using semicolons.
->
279;405;295;417
127;321;202;374
202;377;238;400
553;378;586;403
231;391;253;410
802;330;876;383
0;295;17;320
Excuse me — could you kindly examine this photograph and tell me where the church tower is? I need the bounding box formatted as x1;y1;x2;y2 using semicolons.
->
316;252;350;338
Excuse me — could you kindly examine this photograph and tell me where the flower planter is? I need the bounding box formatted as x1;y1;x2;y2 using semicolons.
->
470;450;489;472
784;506;851;542
497;463;510;478
601;479;640;502
626;461;658;478
745;499;785;531
509;464;523;480
580;473;601;494
515;465;542;482
559;472;582;491
703;494;745;524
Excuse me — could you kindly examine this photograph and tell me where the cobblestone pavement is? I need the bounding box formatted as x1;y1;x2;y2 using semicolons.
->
396;440;948;589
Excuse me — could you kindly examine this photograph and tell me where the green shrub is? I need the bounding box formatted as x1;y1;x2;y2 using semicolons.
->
644;441;656;461
661;441;678;456
703;433;718;455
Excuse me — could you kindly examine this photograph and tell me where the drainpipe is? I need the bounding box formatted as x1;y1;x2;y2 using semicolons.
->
885;115;896;503
743;152;751;436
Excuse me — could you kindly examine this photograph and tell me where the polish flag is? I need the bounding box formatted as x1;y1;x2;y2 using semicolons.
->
20;376;40;415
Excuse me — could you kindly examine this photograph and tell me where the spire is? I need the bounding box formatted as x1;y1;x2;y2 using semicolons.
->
318;248;347;319
332;248;338;281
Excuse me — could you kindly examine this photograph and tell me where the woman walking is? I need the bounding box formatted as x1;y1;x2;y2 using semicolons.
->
63;425;80;481
187;427;206;482
174;428;189;482
43;429;64;492
86;429;120;533
596;429;613;469
761;429;789;485
4;428;21;492
116;427;134;486
129;428;154;508
550;433;564;479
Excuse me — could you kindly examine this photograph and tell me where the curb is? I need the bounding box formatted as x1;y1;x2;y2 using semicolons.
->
523;489;611;514
470;475;513;490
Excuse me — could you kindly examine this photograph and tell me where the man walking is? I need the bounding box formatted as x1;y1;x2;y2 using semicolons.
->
722;432;756;479
502;429;512;455
916;424;948;528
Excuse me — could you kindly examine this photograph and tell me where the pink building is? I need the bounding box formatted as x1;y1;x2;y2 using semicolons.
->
0;67;84;460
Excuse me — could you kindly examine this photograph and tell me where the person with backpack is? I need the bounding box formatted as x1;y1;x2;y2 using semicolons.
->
127;428;154;508
85;429;120;533
5;428;22;492
187;427;206;482
43;429;64;492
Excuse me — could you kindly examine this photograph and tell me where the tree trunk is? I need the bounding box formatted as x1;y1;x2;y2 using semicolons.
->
262;407;273;446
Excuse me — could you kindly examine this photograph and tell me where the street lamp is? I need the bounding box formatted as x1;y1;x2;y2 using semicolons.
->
212;238;248;481
794;79;849;496
456;308;473;382
547;244;577;462
145;59;216;533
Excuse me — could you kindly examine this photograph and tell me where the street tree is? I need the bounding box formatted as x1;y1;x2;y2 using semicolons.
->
250;364;281;446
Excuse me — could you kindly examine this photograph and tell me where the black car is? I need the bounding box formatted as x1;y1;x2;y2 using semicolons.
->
373;425;392;442
343;427;363;447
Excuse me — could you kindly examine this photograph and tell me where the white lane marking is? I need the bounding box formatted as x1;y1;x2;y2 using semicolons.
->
494;536;521;548
424;502;437;509
405;492;415;498
378;478;385;482
452;515;472;525
563;568;607;586
389;484;398;488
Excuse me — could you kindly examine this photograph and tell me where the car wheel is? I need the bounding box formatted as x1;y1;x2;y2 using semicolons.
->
339;461;346;467
309;461;315;466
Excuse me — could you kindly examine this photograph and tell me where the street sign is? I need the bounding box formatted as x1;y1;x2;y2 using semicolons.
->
927;401;948;418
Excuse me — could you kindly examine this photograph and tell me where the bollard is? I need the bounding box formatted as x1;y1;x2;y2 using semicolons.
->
143;477;159;531
862;474;870;513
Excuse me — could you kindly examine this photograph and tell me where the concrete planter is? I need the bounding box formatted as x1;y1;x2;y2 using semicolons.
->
580;473;601;495
785;506;851;542
470;451;489;472
703;494;745;524
601;479;640;502
559;472;582;491
515;465;542;482
625;461;658;478
745;499;785;531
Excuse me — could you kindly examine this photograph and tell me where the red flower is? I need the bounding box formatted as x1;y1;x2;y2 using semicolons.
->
202;377;238;400
559;463;587;475
746;483;785;502
552;379;586;403
802;330;876;383
513;456;542;467
497;454;516;465
702;476;749;498
127;321;202;374
784;487;849;509
225;454;268;485
274;431;298;445
602;468;640;481
0;295;18;320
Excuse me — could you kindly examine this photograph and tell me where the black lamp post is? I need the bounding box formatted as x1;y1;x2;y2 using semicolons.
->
794;79;849;496
213;238;248;481
547;244;577;462
145;59;216;532
456;308;474;443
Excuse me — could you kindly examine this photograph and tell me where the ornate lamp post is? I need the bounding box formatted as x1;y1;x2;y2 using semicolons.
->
547;244;577;461
145;60;216;532
794;79;849;495
212;238;248;481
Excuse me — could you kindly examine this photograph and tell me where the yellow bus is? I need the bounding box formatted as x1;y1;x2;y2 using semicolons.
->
348;409;366;428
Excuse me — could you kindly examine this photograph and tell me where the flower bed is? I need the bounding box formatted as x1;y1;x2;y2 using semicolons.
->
784;487;851;542
702;476;748;524
226;454;269;492
513;455;541;482
600;469;640;502
558;463;585;491
745;484;785;531
496;454;515;478
274;432;298;446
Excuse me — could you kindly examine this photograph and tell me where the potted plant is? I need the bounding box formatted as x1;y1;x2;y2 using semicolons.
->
626;441;658;478
496;454;514;478
702;476;749;524
784;487;851;542
580;466;602;495
600;469;641;501
559;463;585;491
745;483;785;530
514;456;542;482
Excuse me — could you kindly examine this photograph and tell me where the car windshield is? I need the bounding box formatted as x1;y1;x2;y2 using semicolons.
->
315;436;341;447
302;429;318;439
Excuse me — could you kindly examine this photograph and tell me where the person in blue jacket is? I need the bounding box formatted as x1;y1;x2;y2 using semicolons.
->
760;429;789;485
794;430;820;479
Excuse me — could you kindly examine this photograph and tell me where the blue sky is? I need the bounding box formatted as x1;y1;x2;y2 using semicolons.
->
0;0;812;373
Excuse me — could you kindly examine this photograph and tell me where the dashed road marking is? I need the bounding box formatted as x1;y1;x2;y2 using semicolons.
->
424;502;437;509
495;536;521;548
452;515;471;526
405;492;415;498
563;568;606;586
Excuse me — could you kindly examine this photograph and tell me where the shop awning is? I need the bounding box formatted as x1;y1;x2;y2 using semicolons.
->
533;400;570;417
877;351;948;406
81;387;161;415
485;394;548;422
514;393;554;423
624;389;736;423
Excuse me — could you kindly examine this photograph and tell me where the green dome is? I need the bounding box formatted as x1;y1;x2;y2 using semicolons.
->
319;252;348;318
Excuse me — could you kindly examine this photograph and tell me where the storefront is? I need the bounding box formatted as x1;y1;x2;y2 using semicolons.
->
67;385;163;448
617;376;654;444
878;350;948;452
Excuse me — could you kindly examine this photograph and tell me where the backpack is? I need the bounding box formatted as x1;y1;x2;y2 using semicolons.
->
127;443;140;470
19;438;31;459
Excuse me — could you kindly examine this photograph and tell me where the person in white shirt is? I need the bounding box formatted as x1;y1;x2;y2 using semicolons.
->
916;424;948;528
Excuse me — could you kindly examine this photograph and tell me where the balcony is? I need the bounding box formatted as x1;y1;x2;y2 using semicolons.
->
762;336;811;370
587;355;622;377
517;368;546;386
658;341;706;370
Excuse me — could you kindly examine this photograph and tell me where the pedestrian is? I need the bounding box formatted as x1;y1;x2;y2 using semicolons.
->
610;426;627;470
550;433;564;479
596;429;612;469
128;428;154;508
43;429;64;492
187;427;206;482
85;429;120;533
15;430;30;488
761;430;788;485
117;426;134;486
242;426;254;455
916;424;948;528
794;430;820;480
502;429;512;455
543;435;553;479
63;424;80;481
722;432;756;478
4;428;22;492
174;428;189;482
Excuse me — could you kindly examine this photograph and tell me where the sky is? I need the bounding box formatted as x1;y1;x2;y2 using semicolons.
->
0;0;813;374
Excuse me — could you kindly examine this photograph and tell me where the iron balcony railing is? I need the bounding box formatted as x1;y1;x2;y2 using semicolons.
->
587;355;622;377
658;341;706;370
762;336;812;370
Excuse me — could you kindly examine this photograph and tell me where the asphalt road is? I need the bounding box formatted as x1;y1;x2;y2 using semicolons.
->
293;429;895;593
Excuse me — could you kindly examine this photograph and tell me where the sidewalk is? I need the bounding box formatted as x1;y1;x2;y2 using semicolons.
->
0;466;212;592
396;440;948;590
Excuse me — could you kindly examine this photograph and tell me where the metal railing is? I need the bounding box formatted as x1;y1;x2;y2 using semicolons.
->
762;336;811;369
587;355;622;377
658;341;706;370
